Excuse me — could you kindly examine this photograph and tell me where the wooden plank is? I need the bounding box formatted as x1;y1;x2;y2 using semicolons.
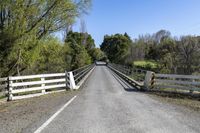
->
155;74;200;79
12;84;66;94
155;79;200;86
11;78;66;87
10;73;65;80
154;84;200;91
12;89;66;100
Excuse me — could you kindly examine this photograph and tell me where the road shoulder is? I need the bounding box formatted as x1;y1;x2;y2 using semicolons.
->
0;90;79;133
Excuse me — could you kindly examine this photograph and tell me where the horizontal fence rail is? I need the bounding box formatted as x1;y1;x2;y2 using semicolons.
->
108;63;200;94
8;73;68;100
154;74;200;92
0;64;95;101
72;64;95;85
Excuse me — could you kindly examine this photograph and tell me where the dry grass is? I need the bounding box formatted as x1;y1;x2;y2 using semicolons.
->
148;91;200;111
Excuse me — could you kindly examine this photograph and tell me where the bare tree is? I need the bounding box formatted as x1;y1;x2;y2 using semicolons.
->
80;18;88;46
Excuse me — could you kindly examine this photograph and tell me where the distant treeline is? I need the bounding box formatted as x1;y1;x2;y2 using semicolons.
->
100;30;200;75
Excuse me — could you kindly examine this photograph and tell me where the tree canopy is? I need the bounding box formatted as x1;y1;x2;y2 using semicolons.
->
100;33;132;64
0;0;92;77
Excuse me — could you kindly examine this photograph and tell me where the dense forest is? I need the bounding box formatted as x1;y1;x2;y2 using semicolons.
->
0;0;105;77
100;30;200;75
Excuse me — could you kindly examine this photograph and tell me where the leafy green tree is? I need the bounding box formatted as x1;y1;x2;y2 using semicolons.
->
66;31;95;52
0;0;91;76
67;41;91;70
89;48;106;61
32;37;66;74
65;32;92;69
100;33;132;64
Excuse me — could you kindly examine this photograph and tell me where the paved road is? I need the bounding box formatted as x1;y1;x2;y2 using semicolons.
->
39;66;200;133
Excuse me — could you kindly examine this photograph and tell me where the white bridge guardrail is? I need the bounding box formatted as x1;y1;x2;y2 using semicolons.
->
108;63;200;93
0;64;95;101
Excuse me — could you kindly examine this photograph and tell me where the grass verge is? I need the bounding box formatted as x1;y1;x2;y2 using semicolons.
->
147;91;200;111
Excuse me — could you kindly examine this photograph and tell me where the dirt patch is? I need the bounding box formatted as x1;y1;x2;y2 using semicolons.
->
0;90;79;133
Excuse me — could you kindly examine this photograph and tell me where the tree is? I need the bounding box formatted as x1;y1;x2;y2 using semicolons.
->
177;36;200;74
0;0;91;77
65;31;95;52
33;38;66;74
100;33;132;64
89;48;106;61
65;31;93;69
153;30;171;43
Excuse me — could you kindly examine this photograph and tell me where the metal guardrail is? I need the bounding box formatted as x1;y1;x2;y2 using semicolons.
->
0;64;95;101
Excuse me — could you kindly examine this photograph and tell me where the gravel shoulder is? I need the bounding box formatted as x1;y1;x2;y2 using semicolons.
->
148;93;200;111
0;90;78;133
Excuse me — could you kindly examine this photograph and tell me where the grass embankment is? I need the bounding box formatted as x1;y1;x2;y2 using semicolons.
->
130;60;158;81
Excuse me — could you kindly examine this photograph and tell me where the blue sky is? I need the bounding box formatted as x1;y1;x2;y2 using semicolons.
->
58;0;200;46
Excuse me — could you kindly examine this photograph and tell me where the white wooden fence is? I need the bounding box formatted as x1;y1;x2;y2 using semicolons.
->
153;74;200;92
108;63;200;93
0;64;95;101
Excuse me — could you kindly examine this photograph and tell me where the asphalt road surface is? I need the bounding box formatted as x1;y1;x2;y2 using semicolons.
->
37;66;200;133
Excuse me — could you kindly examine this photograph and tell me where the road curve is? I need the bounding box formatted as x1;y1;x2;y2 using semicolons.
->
39;66;200;133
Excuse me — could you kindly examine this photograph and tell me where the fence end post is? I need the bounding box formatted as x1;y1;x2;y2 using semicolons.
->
8;77;13;101
68;71;76;90
144;71;155;90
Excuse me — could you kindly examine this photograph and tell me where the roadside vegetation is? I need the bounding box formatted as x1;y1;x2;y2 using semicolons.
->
100;30;200;75
0;0;106;78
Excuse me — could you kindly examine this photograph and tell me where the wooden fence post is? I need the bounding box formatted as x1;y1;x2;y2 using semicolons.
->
68;71;76;90
65;71;69;89
8;77;13;101
41;77;45;93
144;71;155;90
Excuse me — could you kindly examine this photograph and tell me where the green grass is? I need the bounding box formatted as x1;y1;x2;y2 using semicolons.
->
0;95;6;99
133;60;158;69
130;73;145;81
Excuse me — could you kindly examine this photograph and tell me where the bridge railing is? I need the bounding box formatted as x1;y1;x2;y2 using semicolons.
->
107;63;146;89
108;63;200;93
69;64;95;89
0;64;95;101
